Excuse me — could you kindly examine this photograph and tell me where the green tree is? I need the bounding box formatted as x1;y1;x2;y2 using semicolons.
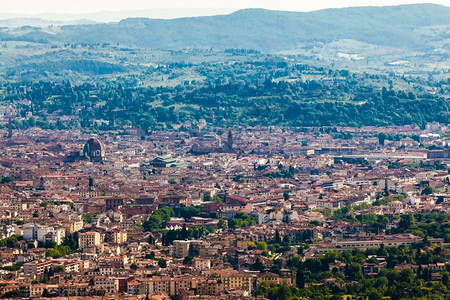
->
211;197;222;203
275;230;281;244
378;133;388;146
142;207;174;232
229;212;255;229
203;193;212;201
257;241;268;250
399;268;414;283
42;288;51;297
296;269;305;289
421;186;433;195
253;258;265;272
183;255;194;265
248;241;257;250
181;224;188;239
53;266;65;273
442;273;449;287
368;289;383;300
157;258;167;268
3;289;21;298
268;285;292;300
5;236;18;248
399;213;415;231
218;218;227;231
345;263;363;281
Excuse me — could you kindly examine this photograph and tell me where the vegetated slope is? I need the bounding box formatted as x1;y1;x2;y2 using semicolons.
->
1;4;449;51
4;71;448;130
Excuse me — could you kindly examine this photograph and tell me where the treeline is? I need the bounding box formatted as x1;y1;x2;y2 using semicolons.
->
7;59;130;77
224;48;261;54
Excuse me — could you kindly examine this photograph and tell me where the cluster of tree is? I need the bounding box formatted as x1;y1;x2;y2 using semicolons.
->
31;266;65;285
372;194;407;206
2;289;21;298
333;205;450;242
264;168;299;179
61;232;79;251
232;174;244;182
161;225;211;246
333;203;371;219
331;131;353;140
0;235;23;248
360;214;390;230
45;244;72;258
82;211;101;223
203;193;222;203
248;241;268;251
0;176;14;184
263;230;312;254
142;207;174;232
143;252;167;268
391;212;450;242
224;48;261;54
254;244;450;300
229;212;256;229
257;272;449;300
1;261;25;272
179;205;218;219
402;160;449;171
376;132;410;145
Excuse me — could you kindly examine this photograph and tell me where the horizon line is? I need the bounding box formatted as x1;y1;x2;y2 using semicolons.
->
1;3;448;23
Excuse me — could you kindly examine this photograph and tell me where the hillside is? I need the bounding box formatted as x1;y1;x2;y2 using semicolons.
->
1;4;449;51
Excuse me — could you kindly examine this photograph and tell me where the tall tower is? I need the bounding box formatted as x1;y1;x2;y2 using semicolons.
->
227;130;233;152
7;118;12;139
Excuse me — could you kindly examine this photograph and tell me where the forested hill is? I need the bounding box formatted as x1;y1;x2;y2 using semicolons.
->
1;4;450;51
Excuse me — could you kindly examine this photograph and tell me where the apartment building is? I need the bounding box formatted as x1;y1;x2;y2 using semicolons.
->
78;231;101;249
23;259;53;275
140;276;201;296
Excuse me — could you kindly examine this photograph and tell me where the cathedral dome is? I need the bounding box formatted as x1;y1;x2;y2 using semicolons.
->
83;138;105;162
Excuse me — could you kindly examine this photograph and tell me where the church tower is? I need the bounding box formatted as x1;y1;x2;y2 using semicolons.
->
227;130;233;152
7;118;12;138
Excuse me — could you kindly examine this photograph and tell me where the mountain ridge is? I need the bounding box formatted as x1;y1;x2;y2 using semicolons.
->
1;4;449;52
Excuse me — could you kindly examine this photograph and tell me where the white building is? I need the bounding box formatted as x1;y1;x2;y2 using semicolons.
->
23;224;65;245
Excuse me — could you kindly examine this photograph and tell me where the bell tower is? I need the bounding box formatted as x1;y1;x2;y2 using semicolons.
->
7;117;12;138
227;130;233;152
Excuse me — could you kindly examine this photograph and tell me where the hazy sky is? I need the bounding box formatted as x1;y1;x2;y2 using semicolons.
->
2;0;448;15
